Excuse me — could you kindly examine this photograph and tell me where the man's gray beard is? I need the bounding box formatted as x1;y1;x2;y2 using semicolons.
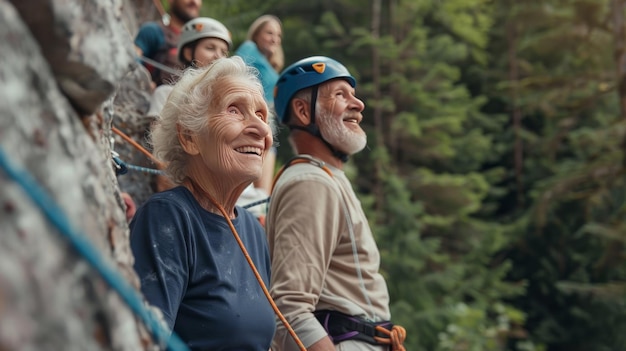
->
317;110;367;156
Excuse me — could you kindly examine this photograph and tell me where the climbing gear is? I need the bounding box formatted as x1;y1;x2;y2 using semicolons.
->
187;179;306;350
0;147;189;351
138;55;181;77
273;56;356;124
270;155;332;193
177;17;232;65
112;156;164;176
111;150;128;175
111;126;165;170
242;197;270;210
315;310;406;350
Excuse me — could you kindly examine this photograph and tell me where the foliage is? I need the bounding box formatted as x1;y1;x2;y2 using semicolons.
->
201;0;626;350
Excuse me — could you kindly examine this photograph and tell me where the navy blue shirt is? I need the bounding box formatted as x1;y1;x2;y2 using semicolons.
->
130;186;275;350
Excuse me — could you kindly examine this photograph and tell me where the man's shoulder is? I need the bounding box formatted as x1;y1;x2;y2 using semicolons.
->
280;161;334;181
272;162;338;199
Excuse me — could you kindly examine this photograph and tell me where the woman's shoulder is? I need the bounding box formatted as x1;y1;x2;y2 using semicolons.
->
140;186;196;212
235;40;258;55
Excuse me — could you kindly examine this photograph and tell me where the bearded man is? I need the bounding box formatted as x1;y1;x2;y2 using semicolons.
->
266;56;405;351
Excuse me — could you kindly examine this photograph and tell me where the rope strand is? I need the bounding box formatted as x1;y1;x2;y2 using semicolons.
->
374;325;407;351
111;126;165;169
0;148;189;351
188;180;306;351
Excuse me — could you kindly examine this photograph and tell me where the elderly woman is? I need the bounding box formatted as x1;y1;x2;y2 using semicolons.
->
130;56;275;350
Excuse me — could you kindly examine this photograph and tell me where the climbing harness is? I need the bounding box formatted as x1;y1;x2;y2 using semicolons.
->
271;155;407;350
270;155;333;193
315;310;406;350
187;179;307;350
0;147;189;351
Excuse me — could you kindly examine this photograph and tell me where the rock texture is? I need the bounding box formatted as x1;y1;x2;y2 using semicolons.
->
0;0;161;349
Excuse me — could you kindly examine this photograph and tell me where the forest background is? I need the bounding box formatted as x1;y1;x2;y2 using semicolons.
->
191;1;626;350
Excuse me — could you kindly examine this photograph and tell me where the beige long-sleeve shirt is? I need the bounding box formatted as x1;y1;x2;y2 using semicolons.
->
266;158;390;350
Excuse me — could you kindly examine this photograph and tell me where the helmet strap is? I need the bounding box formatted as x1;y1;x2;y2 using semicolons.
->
287;86;349;163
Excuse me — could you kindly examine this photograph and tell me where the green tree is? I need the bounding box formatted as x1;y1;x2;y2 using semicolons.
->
485;0;626;349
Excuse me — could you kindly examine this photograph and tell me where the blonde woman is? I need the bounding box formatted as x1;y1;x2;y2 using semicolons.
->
236;15;283;195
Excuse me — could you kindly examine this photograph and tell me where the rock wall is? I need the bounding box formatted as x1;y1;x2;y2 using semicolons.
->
0;0;161;349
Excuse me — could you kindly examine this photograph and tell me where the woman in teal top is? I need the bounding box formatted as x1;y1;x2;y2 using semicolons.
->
235;14;284;195
235;15;283;106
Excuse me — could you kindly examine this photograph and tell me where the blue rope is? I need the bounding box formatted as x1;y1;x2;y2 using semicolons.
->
242;197;270;209
126;163;164;175
0;148;188;351
113;157;164;175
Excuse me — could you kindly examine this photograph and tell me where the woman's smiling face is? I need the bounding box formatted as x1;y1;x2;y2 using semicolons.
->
190;77;273;184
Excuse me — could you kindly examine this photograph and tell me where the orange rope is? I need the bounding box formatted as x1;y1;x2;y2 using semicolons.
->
111;126;165;170
270;157;333;193
189;180;306;351
374;325;407;351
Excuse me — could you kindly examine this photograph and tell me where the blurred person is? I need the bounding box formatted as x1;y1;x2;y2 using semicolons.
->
235;14;284;196
146;17;232;118
266;56;406;351
134;0;202;87
130;57;275;350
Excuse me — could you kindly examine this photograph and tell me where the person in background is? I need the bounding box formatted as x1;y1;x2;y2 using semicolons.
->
266;56;406;351
146;16;232;119
130;57;276;350
134;0;202;87
235;14;284;196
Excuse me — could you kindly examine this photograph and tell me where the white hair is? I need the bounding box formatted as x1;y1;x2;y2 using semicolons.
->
150;56;267;184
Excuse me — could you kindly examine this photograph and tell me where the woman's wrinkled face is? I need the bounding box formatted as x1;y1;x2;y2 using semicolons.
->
190;37;229;67
254;20;282;57
193;78;272;183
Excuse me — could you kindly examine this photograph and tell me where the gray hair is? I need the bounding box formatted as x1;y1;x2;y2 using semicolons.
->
151;56;265;184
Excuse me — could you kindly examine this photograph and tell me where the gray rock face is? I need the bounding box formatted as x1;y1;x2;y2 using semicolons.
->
0;0;163;349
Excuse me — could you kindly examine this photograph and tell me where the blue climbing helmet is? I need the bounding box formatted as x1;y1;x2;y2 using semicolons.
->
273;56;356;124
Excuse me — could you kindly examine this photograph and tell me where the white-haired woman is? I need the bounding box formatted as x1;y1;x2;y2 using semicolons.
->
130;56;275;350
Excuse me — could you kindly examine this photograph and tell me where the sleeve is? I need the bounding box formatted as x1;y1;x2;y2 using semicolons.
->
129;198;190;329
268;174;343;349
147;84;173;117
134;22;164;59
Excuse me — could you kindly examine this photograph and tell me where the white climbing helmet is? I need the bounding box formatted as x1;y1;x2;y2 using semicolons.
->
177;17;232;63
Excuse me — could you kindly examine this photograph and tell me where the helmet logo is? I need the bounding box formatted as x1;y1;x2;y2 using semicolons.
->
194;23;204;32
312;63;326;74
